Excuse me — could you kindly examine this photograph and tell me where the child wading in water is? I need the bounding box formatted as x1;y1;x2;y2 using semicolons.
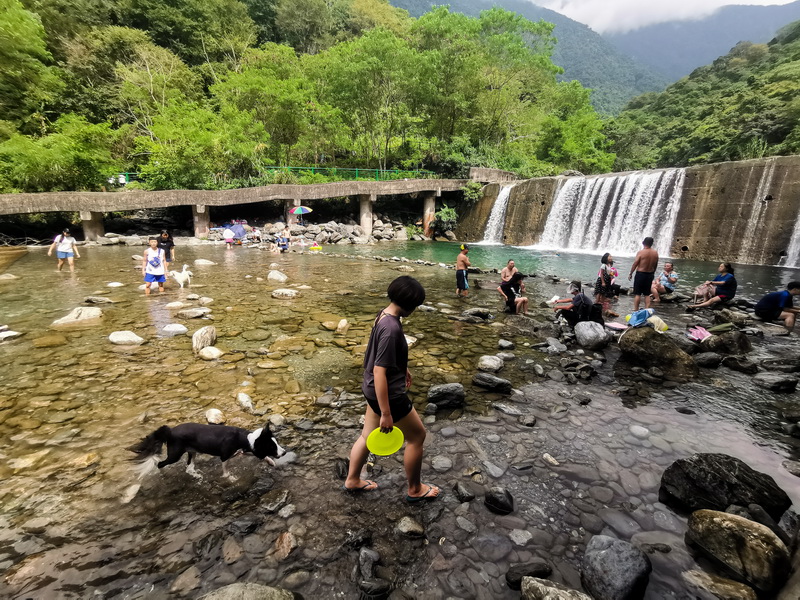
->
142;237;167;295
345;276;441;503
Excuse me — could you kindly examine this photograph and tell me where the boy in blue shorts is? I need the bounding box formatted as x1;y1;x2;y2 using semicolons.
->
142;237;167;295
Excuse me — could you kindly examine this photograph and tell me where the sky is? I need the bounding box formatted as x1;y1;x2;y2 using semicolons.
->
535;0;798;33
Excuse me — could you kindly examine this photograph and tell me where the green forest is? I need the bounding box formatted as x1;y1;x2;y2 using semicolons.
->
0;0;614;193
608;20;800;171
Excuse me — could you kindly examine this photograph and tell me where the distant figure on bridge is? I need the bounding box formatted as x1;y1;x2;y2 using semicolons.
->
456;244;470;297
47;228;80;272
628;237;659;311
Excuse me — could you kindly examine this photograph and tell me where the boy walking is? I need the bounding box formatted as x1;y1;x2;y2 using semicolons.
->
456;244;470;297
142;237;167;295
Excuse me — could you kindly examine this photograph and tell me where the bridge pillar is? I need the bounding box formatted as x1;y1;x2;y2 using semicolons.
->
192;205;210;238
285;199;301;225
422;191;437;238
358;194;376;237
79;211;105;241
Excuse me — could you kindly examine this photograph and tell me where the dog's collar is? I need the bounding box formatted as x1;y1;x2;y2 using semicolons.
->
247;428;263;451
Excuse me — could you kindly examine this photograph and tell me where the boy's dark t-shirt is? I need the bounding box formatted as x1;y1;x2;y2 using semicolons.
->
362;313;408;401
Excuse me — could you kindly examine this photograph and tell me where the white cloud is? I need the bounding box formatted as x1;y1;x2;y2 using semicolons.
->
535;0;798;34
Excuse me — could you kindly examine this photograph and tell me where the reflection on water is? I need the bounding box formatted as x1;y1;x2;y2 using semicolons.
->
0;244;797;598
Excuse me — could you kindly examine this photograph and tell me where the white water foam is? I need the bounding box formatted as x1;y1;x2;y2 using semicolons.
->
476;184;515;245
785;213;800;269
534;169;686;256
739;158;776;264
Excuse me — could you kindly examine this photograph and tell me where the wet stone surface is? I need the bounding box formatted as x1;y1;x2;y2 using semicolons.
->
0;244;798;598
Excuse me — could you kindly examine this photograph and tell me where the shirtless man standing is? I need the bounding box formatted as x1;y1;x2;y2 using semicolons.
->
628;237;659;311
456;244;470;297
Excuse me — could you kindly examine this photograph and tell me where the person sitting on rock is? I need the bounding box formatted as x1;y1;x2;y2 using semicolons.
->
687;262;737;311
651;261;679;302
498;272;528;314
552;280;595;328
754;281;800;334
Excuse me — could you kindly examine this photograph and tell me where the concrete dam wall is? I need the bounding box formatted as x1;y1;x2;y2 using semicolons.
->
456;156;800;267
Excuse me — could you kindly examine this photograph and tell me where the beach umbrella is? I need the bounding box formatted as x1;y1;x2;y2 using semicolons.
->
289;206;313;215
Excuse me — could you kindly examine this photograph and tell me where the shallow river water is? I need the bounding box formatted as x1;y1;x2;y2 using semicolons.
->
0;243;798;599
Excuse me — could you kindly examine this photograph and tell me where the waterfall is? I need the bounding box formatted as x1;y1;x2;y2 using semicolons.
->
738;158;776;263
786;215;800;268
477;184;514;245
536;168;685;256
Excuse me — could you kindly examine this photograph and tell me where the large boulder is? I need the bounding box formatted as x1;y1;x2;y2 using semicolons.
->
618;327;697;381
716;308;752;327
659;453;790;520
682;570;757;600
521;578;592;600
51;306;103;328
686;510;790;593
426;383;465;408
198;583;294;600
700;331;752;355
581;535;652;600
574;321;611;350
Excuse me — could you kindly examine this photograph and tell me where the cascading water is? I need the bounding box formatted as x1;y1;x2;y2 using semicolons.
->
536;169;686;256
738;158;776;264
786;215;800;268
477;184;514;245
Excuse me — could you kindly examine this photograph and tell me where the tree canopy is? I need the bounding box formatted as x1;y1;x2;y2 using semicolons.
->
608;20;800;170
0;0;615;193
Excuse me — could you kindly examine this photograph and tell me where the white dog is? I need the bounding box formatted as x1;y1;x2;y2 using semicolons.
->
169;264;193;288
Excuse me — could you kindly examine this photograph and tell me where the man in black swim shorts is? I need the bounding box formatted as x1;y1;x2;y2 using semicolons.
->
456;244;470;297
628;237;659;311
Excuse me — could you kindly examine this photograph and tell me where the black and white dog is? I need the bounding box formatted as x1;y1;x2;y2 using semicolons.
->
128;422;286;479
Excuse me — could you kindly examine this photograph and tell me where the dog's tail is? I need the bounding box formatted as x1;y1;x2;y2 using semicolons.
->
127;425;171;479
128;425;170;461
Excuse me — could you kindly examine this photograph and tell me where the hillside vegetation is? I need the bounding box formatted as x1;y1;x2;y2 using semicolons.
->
607;21;800;171
391;0;668;115
0;0;614;193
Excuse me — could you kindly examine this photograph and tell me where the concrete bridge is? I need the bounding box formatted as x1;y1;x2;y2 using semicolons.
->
0;169;516;240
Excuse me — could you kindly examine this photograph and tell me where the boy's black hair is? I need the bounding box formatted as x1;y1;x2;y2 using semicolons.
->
601;252;610;264
788;281;800;291
642;237;654;248
149;236;158;242
388;276;426;312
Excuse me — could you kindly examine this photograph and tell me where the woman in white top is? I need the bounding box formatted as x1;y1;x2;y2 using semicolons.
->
47;228;80;272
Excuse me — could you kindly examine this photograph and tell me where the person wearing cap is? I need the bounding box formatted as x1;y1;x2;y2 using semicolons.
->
456;244;470;297
47;228;80;272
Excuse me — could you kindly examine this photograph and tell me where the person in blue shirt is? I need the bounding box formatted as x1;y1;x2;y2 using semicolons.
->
687;263;737;311
754;282;800;333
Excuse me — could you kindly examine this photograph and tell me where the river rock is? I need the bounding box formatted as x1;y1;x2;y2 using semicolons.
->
428;383;466;408
51;306;103;327
700;331;752;355
32;333;67;348
192;325;217;354
618;327;697;380
666;331;699;355
0;330;23;341
194;259;216;265
753;373;798;392
396;516;424;537
693;352;723;368
471;533;513;561
0;273;19;280
335;319;349;335
106;282;124;287
205;408;226;424
721;356;759;374
718;308;751;326
237;392;254;412
199;346;224;360
574;321;611;350
453;481;475;502
463;307;492;319
659;453;791;520
546;337;567;353
478;355;505;373
581;535;652;600
272;289;299;299
499;339;515;350
177;307;211;319
162;323;188;335
521;578;592;600
506;561;553;590
473;372;512;393
485;487;514;515
686;510;790;592
165;301;184;309
84;296;115;304
109;331;145;345
198;583;294;600
268;270;288;283
682;570;757;600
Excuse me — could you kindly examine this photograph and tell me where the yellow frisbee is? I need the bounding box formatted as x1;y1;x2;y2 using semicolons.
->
366;427;404;456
